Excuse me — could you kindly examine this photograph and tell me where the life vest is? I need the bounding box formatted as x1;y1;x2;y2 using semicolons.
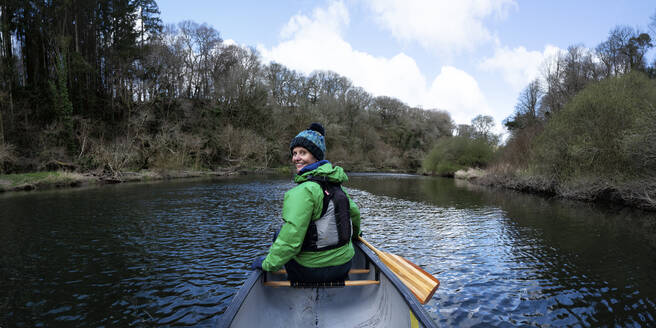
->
301;176;352;252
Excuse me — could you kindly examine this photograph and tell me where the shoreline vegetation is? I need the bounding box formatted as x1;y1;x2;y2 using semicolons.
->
3;165;654;214
0;165;413;193
1;3;655;212
454;168;656;212
0;169;237;193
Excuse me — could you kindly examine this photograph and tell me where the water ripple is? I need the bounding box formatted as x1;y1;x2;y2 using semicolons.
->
2;175;655;327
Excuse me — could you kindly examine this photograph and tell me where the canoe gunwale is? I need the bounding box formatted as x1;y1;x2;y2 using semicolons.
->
217;241;437;328
217;269;262;327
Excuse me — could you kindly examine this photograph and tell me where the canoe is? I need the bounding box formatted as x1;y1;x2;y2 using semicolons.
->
218;241;438;328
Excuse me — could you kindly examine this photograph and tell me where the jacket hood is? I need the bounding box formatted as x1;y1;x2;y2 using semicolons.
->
294;162;348;184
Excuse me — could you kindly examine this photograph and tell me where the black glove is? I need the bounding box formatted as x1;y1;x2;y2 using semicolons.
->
250;256;265;270
352;231;362;243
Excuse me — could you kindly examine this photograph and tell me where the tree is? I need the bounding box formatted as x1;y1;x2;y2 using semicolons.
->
135;0;162;46
264;62;286;106
372;96;406;126
540;45;598;116
471;115;494;141
596;26;652;76
1;1;465;174
0;0;17;127
505;79;543;130
533;72;656;180
214;45;268;132
422;135;495;175
625;33;652;71
456;124;474;138
343;87;371;135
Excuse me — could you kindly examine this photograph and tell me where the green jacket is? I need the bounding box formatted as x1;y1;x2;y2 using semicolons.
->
262;163;361;271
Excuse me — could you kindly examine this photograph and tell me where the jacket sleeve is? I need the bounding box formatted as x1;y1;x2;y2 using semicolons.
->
261;184;319;272
348;192;361;237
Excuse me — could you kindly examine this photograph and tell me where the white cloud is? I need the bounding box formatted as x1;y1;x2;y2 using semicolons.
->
258;1;492;126
280;1;349;40
223;39;238;47
479;45;561;91
362;0;517;54
426;66;489;124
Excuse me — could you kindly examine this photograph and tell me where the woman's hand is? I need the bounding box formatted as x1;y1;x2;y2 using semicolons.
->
250;256;266;270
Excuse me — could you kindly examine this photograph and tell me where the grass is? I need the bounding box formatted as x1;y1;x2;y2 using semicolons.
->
1;172;54;185
0;167;263;193
0;171;89;191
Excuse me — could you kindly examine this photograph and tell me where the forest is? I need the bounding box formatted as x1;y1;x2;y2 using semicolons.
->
0;1;655;208
476;23;656;210
0;0;454;177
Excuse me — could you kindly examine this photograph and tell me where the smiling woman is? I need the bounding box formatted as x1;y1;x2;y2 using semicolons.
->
250;122;363;284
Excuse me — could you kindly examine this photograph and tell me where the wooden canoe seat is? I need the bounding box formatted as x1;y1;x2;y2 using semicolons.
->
263;280;380;287
272;269;370;275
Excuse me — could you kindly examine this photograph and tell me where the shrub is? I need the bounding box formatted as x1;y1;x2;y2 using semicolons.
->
532;71;656;181
422;136;495;175
90;138;139;174
218;124;269;167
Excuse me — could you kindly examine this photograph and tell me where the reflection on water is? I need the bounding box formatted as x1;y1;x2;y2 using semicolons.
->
0;177;291;327
349;173;656;327
1;174;655;327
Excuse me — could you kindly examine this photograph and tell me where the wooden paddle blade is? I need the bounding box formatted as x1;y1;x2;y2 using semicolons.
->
382;252;439;304
359;237;440;304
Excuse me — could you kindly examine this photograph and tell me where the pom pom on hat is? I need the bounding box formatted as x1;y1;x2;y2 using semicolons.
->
308;122;325;136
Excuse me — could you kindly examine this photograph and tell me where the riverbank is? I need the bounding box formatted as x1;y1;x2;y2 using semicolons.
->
8;166;653;213
455;167;656;212
0;168;266;193
0;164;409;194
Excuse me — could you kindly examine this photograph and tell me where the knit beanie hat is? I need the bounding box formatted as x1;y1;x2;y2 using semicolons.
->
289;123;326;161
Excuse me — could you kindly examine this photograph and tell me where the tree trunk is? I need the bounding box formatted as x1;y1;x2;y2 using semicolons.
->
9;84;13;124
2;2;15;129
0;110;4;146
75;13;79;53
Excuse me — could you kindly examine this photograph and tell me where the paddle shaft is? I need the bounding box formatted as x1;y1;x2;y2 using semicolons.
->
358;237;439;304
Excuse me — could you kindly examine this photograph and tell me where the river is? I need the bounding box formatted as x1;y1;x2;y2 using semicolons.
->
1;173;655;327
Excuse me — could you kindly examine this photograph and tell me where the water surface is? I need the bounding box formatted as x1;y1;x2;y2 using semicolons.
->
1;174;655;327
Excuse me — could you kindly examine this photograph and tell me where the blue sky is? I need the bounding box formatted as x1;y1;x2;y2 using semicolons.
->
157;0;655;134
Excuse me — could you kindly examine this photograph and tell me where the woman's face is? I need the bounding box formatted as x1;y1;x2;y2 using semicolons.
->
292;146;318;173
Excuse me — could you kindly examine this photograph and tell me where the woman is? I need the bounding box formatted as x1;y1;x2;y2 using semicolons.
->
251;123;361;282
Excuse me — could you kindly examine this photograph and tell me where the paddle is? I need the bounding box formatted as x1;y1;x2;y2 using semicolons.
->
358;237;439;305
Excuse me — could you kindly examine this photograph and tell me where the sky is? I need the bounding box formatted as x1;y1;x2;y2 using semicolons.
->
156;0;656;136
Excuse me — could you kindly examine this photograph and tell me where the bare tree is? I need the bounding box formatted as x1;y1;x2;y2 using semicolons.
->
518;79;543;119
540;45;597;116
505;79;543;131
456;124;474;138
596;26;646;77
471;114;495;142
373;96;406;125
